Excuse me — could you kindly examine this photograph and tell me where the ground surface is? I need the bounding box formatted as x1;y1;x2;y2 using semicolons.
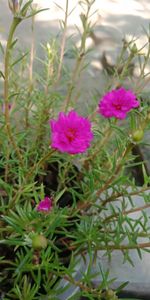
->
1;0;150;99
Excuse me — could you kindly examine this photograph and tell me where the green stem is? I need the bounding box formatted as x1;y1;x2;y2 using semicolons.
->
100;185;150;208
96;143;133;198
28;148;56;178
97;229;150;238
76;143;133;212
64;275;99;296
8;149;56;208
63;3;91;111
68;239;150;254
4;17;23;168
135;41;150;93
55;0;69;86
94;241;150;251
104;202;150;224
25;13;35;129
84;120;117;167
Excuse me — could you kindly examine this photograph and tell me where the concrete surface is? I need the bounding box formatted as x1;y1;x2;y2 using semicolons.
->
1;0;150;102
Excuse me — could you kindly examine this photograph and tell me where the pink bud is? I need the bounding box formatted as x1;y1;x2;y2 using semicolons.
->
8;0;20;14
36;197;52;213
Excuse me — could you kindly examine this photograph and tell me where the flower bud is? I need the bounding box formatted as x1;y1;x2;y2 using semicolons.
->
131;43;138;54
104;289;118;300
32;234;48;250
132;129;144;142
8;0;20;14
36;196;52;213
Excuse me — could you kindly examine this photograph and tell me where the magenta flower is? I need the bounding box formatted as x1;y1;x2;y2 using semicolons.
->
98;87;139;119
37;197;52;213
50;111;93;154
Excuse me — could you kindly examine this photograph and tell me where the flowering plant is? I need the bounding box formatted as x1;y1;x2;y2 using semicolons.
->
1;1;150;299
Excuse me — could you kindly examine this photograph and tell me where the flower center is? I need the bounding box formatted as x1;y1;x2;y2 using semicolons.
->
113;102;122;110
66;128;77;142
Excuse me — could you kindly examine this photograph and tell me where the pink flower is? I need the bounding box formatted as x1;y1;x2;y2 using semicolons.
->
37;197;52;213
50;111;93;154
98;87;139;119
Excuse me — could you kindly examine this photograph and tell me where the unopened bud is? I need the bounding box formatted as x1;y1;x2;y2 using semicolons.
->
8;0;20;14
104;289;118;300
32;234;48;250
132;129;144;142
131;43;138;54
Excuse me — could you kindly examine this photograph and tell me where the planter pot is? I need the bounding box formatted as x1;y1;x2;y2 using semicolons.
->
57;189;150;300
57;253;150;300
56;253;150;300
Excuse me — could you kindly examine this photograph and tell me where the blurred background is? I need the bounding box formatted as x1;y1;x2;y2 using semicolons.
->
1;0;150;96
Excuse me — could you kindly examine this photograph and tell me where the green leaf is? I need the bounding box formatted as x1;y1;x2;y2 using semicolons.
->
0;70;5;79
25;8;49;19
54;187;67;204
11;51;29;68
20;0;33;16
116;281;129;294
10;38;18;49
53;2;64;12
0;41;4;54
